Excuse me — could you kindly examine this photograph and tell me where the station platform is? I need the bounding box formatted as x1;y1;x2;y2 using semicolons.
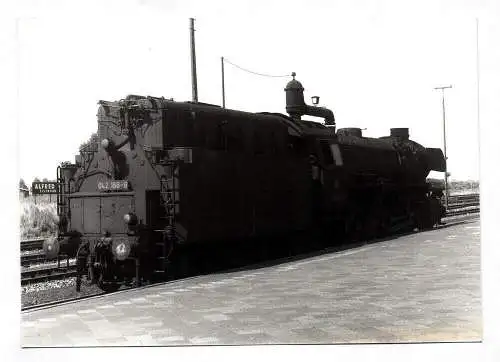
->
21;217;481;346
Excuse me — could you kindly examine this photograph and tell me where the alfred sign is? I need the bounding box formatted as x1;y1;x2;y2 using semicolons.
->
32;182;59;195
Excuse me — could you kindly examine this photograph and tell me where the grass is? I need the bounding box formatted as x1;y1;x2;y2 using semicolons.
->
19;196;58;239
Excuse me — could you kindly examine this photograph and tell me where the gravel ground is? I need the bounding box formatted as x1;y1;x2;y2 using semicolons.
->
21;278;104;309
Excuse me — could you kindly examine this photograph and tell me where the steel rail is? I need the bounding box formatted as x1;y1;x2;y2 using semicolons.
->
21;265;77;285
20;238;45;251
20;252;47;267
447;194;480;204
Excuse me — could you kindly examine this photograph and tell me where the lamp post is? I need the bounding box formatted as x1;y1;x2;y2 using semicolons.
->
434;85;452;210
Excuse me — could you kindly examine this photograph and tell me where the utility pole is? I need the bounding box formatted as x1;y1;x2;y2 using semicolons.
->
189;18;198;102
221;56;226;108
434;85;452;210
476;18;481;154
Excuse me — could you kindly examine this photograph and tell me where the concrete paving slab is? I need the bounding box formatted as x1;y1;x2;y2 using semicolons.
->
21;217;481;346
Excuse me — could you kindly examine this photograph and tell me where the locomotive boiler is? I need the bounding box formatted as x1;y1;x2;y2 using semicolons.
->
44;74;446;292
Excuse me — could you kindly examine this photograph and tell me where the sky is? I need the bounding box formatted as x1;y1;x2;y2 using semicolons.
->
13;0;499;184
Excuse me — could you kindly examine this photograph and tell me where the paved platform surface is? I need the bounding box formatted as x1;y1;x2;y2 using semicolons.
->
21;217;481;346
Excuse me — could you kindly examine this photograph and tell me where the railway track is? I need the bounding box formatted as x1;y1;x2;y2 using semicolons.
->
19;193;480;285
447;201;480;210
447;193;479;204
444;207;480;218
20;252;47;267
21;256;76;284
21;265;77;285
21;239;76;284
20;238;45;251
443;193;480;217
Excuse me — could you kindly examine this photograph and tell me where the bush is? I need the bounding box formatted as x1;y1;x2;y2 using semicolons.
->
79;132;99;153
20;197;59;239
427;178;480;194
449;180;480;192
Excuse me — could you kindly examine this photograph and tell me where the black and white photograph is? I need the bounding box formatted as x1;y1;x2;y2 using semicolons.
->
5;0;500;360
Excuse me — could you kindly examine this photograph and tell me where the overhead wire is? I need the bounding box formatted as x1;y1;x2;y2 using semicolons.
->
193;23;290;79
223;58;291;78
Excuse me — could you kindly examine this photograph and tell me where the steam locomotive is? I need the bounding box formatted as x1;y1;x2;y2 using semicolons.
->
43;74;446;292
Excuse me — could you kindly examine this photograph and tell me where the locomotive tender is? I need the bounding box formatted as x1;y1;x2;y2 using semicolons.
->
44;74;446;292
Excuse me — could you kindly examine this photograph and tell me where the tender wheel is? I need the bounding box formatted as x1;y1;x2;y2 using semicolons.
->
376;211;391;238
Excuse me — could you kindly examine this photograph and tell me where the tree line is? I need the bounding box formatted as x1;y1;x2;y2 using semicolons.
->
19;132;98;191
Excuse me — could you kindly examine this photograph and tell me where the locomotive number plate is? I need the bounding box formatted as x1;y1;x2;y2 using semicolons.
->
98;180;129;192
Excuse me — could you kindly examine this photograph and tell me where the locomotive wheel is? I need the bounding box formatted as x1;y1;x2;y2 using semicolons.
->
343;207;361;241
414;202;434;231
350;217;365;242
363;213;380;241
170;252;190;278
430;197;443;226
376;211;391;238
98;280;121;293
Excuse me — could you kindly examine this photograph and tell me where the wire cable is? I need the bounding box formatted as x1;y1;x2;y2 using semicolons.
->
223;58;291;78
